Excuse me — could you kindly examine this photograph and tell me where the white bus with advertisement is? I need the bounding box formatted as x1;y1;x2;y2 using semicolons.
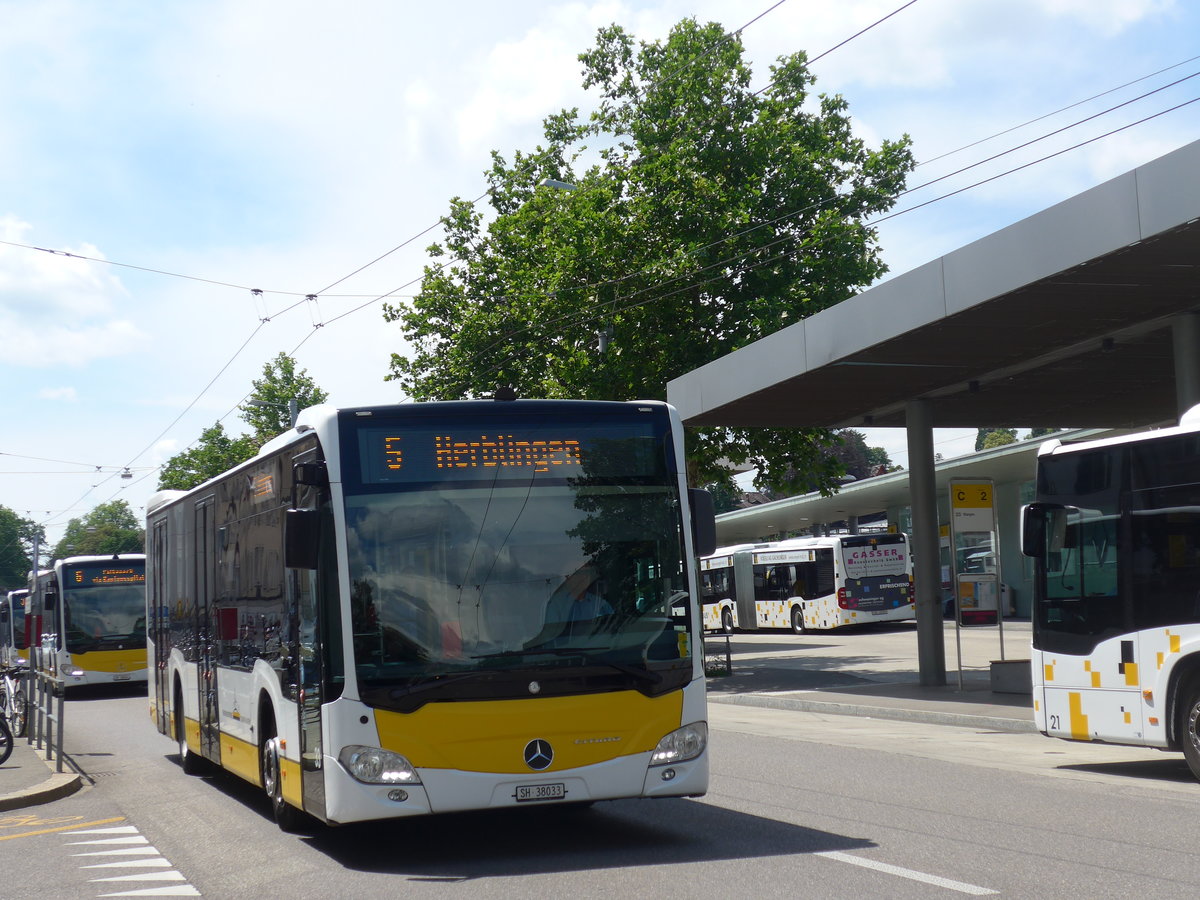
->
699;534;915;633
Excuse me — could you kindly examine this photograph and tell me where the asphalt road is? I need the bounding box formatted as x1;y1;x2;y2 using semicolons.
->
3;676;1200;898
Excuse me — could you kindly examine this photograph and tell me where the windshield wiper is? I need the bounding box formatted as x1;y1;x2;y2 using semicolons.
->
471;646;662;687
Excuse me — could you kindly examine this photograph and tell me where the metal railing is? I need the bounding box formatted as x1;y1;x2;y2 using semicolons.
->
28;636;66;773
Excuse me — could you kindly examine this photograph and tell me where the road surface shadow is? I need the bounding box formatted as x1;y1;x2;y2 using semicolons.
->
176;759;874;878
1058;757;1197;784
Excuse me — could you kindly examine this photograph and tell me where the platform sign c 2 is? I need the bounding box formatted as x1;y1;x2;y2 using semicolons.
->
950;479;999;627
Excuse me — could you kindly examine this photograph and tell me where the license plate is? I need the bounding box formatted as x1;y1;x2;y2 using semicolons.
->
113;673;131;681
514;782;566;803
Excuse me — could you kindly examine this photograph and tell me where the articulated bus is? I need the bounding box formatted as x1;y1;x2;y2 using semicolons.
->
146;400;716;830
700;534;915;634
27;556;147;687
1022;405;1200;782
1;589;28;666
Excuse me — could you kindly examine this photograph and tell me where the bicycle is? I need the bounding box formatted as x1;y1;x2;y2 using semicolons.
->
0;663;27;739
0;708;10;765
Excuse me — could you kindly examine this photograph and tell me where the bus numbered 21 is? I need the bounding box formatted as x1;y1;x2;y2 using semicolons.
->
26;555;147;687
1023;405;1200;782
146;399;717;830
699;534;914;633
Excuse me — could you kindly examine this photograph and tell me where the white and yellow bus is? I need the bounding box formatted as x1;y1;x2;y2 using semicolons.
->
700;534;914;633
1023;405;1200;782
146;400;715;830
1;589;29;666
27;555;147;687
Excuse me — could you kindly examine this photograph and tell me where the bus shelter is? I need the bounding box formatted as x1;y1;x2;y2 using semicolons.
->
667;139;1200;685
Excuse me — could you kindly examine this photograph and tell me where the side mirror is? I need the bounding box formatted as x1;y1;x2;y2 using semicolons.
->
689;489;717;558
285;508;321;570
1021;504;1045;558
44;589;57;611
293;461;329;489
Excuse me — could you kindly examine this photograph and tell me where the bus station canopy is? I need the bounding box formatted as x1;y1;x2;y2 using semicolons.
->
667;140;1200;432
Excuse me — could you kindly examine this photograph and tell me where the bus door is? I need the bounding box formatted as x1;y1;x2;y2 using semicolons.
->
150;521;171;736
1035;505;1142;743
195;497;221;763
291;449;327;820
731;551;759;631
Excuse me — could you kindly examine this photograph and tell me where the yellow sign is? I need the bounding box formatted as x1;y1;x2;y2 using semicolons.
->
951;483;993;509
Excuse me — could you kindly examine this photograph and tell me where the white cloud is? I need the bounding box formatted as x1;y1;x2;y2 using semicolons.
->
37;386;77;402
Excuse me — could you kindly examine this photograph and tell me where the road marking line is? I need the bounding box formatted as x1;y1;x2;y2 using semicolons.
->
96;887;200;897
817;851;998;895
0;816;125;841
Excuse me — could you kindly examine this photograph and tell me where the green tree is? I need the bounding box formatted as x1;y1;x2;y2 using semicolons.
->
51;500;144;560
157;423;257;491
978;428;1018;451
1026;427;1060;440
0;505;43;590
384;18;914;495
239;352;330;443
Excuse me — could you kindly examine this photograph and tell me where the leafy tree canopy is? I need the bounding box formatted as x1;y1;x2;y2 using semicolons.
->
384;18;915;495
978;427;1018;451
239;352;330;443
158;354;329;492
0;505;43;591
157;423;258;492
51;500;144;560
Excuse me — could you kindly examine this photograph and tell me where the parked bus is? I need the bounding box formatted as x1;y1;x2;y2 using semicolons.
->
26;555;147;687
146;400;716;830
1;589;28;666
1022;406;1200;782
700;534;915;634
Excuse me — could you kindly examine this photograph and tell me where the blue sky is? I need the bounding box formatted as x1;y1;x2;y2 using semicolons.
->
1;0;1196;544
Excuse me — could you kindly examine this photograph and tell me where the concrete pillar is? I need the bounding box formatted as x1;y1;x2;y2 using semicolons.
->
1173;313;1200;420
906;399;946;686
847;515;859;535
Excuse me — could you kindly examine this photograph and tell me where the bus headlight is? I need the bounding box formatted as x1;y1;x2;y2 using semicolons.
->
338;746;422;785
650;723;707;765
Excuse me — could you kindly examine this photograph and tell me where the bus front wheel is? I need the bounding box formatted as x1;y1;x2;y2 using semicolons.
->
260;717;310;832
790;605;807;635
721;608;734;634
1181;681;1200;783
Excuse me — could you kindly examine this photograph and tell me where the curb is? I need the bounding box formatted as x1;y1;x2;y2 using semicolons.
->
708;691;1038;734
0;750;83;811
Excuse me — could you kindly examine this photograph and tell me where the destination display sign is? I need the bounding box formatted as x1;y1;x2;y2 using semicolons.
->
66;564;146;587
355;420;666;485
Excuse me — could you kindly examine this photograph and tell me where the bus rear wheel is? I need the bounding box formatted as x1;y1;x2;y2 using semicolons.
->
175;683;204;775
721;608;734;634
1181;681;1200;783
790;605;807;635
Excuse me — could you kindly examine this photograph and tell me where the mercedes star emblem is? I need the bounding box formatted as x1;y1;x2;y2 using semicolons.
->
524;739;553;770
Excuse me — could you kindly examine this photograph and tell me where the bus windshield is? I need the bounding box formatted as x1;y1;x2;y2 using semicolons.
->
344;483;689;705
62;562;147;653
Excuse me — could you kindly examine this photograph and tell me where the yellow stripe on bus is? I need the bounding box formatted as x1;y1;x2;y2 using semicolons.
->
375;690;685;773
1068;692;1090;740
69;648;147;673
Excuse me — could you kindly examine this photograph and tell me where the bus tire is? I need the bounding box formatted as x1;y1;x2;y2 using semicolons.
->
1181;680;1200;783
790;605;807;635
175;682;205;775
721;608;735;634
260;714;310;832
